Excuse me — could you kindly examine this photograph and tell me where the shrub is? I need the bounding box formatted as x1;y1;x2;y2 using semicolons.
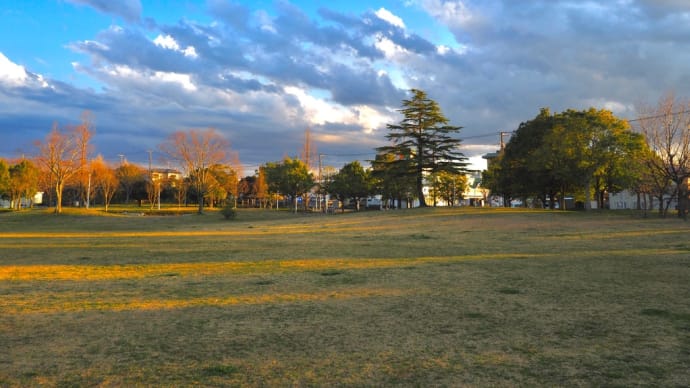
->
220;205;237;220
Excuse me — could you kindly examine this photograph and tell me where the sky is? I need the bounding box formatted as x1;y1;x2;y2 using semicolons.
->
1;0;689;174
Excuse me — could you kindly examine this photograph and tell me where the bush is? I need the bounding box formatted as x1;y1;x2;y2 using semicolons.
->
220;205;237;220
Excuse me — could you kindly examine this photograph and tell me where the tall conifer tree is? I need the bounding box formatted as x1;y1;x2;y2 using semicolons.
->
378;89;467;206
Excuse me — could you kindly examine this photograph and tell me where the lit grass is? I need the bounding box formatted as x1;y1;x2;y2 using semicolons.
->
1;208;689;386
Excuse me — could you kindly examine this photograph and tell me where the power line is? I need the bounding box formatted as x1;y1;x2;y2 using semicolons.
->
627;109;690;123
462;131;505;140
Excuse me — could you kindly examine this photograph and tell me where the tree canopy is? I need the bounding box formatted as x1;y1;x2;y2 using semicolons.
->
263;157;314;213
488;108;646;209
327;161;371;212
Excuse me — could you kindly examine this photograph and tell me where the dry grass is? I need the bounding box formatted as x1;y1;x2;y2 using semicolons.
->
1;207;689;386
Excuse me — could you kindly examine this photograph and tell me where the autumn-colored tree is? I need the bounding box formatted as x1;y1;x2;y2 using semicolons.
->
34;123;83;214
116;162;146;204
90;155;119;211
164;175;189;208
210;164;239;207
160;128;230;214
0;159;10;199
256;167;269;208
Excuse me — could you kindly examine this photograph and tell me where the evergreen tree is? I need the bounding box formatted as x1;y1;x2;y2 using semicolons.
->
377;89;467;207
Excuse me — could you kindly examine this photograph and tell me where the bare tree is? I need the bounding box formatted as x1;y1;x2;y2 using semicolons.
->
75;111;94;207
34;123;83;214
636;92;690;218
159;128;231;214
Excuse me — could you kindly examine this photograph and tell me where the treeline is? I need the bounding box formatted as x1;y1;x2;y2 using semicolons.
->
1;88;472;214
7;89;686;217
483;93;690;217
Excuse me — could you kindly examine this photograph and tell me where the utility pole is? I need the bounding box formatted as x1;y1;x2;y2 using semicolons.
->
147;150;160;210
318;153;323;211
499;131;512;150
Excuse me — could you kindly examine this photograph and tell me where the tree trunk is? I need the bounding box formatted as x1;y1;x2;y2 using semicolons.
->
55;182;64;214
197;196;204;214
584;177;592;211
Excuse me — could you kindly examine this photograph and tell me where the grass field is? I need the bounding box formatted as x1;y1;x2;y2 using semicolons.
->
1;207;689;386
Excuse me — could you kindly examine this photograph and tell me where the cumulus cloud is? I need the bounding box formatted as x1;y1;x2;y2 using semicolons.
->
375;8;406;29
0;52;28;86
0;52;51;89
3;1;690;167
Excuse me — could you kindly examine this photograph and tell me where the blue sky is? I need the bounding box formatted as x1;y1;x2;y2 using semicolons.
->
1;0;690;173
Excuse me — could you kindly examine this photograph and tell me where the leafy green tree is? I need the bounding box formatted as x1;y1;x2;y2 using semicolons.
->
496;108;645;210
8;160;39;210
481;152;512;207
371;151;416;209
498;108;558;207
545;109;638;210
263;157;314;213
431;171;468;206
327;161;372;212
377;89;467;207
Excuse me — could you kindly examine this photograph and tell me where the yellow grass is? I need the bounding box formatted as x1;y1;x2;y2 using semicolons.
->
2;287;406;314
1;248;686;282
1;207;689;386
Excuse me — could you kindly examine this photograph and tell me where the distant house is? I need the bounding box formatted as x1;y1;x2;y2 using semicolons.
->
1;192;43;209
461;170;488;207
150;169;183;185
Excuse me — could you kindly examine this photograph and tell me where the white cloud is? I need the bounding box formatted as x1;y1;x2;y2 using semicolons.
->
153;34;179;50
421;0;478;29
105;64;197;91
0;52;28;86
353;105;393;133
375;8;406;29
153;34;198;58
0;52;50;89
374;34;409;59
284;86;393;132
154;71;197;91
436;44;450;55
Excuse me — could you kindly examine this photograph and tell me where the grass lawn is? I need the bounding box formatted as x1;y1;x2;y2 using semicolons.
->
1;207;689;386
